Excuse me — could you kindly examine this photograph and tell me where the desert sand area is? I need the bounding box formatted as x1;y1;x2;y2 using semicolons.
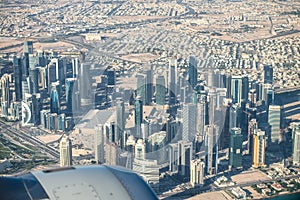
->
186;190;232;200
120;53;160;63
231;170;271;185
36;134;62;144
0;38;76;53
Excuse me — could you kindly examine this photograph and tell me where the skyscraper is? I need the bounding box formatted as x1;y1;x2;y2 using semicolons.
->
135;97;143;138
205;124;219;175
135;139;146;160
252;129;266;168
188;56;198;89
59;136;72;167
182;103;197;142
95;124;105;164
168;59;177;105
50;84;60;114
65;78;77;116
29;68;39;94
268;105;281;143
13;56;22;101
231;76;243;105
190;159;205;187
145;66;153;105
178;140;193;177
229;103;241;130
248;118;258;155
116;98;125;148
156;75;166;105
79;63;92;107
136;73;147;104
229;127;243;170
293;128;300;166
24;41;33;54
264;65;273;84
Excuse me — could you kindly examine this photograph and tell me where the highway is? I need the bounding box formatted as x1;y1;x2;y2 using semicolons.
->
0;120;59;159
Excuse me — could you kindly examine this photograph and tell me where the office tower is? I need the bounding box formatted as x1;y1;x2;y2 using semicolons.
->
252;129;266;168
58;113;66;131
190;159;205;187
65;78;77;116
264;65;273;84
231;76;243;105
21;100;32;126
156;75;166;105
205;124;219;175
168;59;177;105
22;53;30;79
266;88;274;107
105;68;116;86
249;89;256;108
95;124;105;164
196;93;208;143
178;140;193;176
144;66;153;105
29;68;39;93
30;93;41;125
135;139;146;160
50;84;60;114
188;56;198;89
135;97;143;138
229;103;241;130
225;73;232;98
72;57;79;78
242;75;249;101
24;41;33;54
229;127;243;170
268;105;281;143
105;142;119;165
168;143;179;173
59;136;72;167
182;103;197;142
208;88;217;124
293;128;300;166
0;74;11;105
105;121;116;143
116;98;125;148
136;73;147;104
79;63;92;107
13;56;22;101
262;83;272;103
248;119;258;155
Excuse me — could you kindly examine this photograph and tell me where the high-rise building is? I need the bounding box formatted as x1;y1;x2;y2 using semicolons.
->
252;129;266;168
293;128;300;166
136;73;147;104
231;76;243;105
24;41;33;54
59;136;72;167
229;127;243;170
168;59;177;105
79;63;92;107
178;140;193;177
248;119;258;155
65;78;77;116
229;103;241;130
13;56;22;101
116;98;125;148
145;66;153;105
205;124;219;175
135;97;143;138
195;93;208;143
268;105;281;143
182;103;197;142
95;124;105;164
50;84;60;114
188;56;198;89
156;75;166;105
135;139;146;160
242;75;249;101
264;65;273;84
168;143;179;173
105;121;116;143
29;68;39;94
190;159;205;187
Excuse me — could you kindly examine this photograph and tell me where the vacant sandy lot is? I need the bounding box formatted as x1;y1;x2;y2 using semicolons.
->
231;170;270;185
187;191;232;200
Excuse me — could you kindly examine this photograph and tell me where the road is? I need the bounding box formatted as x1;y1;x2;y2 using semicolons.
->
0;120;59;159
